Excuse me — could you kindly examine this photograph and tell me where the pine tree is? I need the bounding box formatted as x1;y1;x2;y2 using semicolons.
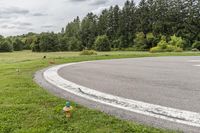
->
118;0;137;48
97;9;109;35
80;13;98;49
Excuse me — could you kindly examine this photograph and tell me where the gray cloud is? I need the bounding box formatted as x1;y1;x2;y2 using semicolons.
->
0;25;15;29
32;13;48;17
90;0;108;5
0;24;32;30
0;6;47;18
2;7;29;15
0;7;29;19
41;25;56;29
68;0;108;5
69;0;87;1
12;21;32;26
0;21;33;30
0;19;11;23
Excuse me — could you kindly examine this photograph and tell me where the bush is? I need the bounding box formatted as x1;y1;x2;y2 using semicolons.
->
111;39;121;49
124;47;140;51
133;32;147;50
95;35;111;51
150;35;183;53
168;35;184;48
111;48;121;51
146;33;154;42
192;41;200;50
165;45;175;52
0;41;13;52
157;39;168;49
150;47;164;53
174;47;183;52
191;48;199;52
146;32;157;48
80;50;97;55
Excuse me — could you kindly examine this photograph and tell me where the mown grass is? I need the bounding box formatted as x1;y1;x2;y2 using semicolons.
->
1;50;199;133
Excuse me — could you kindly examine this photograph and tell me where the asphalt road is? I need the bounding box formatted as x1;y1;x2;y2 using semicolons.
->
35;56;200;132
58;57;200;113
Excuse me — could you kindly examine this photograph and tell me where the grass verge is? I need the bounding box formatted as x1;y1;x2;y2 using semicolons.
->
1;51;199;133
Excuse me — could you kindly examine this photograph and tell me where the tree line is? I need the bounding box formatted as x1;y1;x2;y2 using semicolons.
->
0;0;200;52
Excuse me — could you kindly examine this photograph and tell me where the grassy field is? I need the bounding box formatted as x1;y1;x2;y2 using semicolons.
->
0;51;199;133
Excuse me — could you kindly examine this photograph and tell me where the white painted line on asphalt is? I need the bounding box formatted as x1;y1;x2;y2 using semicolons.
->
194;65;200;67
188;60;200;62
43;62;200;128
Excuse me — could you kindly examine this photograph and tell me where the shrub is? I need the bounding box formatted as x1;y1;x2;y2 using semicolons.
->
95;35;111;51
150;47;163;53
0;41;13;52
191;48;199;52
146;33;154;42
192;41;200;50
150;37;165;53
165;45;175;52
150;35;183;53
174;47;183;52
111;39;121;49
111;48;120;51
124;47;139;51
80;50;97;55
168;35;184;48
133;32;147;50
157;39;168;49
146;32;157;48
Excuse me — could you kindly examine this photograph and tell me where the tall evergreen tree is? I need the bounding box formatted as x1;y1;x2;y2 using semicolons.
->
119;0;137;48
80;13;98;49
65;16;80;38
183;0;200;44
97;9;109;35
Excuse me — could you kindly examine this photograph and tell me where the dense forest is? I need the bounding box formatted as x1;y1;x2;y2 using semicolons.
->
0;0;200;52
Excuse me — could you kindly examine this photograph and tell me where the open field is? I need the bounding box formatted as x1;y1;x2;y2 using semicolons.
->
1;51;200;133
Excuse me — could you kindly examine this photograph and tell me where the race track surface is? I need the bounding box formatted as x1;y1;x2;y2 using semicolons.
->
35;56;200;132
58;57;200;112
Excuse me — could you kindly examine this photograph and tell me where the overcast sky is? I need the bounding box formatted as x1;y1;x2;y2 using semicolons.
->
0;0;140;36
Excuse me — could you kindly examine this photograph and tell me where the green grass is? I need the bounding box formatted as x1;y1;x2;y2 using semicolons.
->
1;51;199;133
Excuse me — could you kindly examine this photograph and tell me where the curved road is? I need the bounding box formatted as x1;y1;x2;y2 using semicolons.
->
35;56;200;132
